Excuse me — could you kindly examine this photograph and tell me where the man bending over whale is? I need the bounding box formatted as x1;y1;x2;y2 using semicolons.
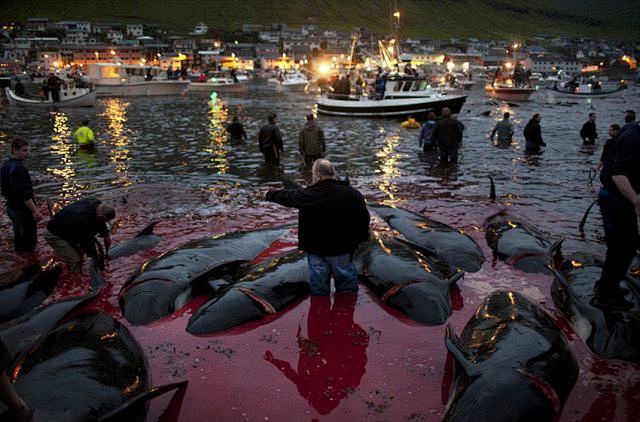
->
265;159;370;296
45;198;115;273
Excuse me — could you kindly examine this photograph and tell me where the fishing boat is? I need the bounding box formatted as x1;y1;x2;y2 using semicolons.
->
267;70;308;91
189;72;248;93
484;82;536;102
87;63;189;97
545;81;628;99
4;86;96;107
316;76;466;119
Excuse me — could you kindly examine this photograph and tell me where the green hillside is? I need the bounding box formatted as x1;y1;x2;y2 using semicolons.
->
5;0;640;40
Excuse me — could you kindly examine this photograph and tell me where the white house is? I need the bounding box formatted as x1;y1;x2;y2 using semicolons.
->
191;22;208;35
126;24;144;37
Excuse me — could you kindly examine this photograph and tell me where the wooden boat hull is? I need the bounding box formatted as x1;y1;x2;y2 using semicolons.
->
94;80;190;97
484;85;536;102
4;87;96;107
544;85;628;99
316;94;467;119
189;82;248;93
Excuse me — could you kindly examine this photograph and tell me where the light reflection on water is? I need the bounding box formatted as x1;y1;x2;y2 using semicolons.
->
0;84;638;253
46;110;84;200
205;95;230;175
100;98;131;186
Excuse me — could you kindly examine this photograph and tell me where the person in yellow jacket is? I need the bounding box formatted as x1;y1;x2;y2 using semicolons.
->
74;120;95;150
401;115;421;129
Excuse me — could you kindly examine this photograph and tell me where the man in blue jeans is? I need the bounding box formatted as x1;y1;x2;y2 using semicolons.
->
1;137;42;252
265;159;370;295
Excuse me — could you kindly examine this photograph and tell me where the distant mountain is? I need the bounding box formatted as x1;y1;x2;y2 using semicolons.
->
5;0;640;40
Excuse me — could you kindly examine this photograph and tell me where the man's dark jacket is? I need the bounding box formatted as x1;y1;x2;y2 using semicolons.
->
47;198;109;251
580;120;598;143
1;158;33;211
433;117;463;151
266;179;370;256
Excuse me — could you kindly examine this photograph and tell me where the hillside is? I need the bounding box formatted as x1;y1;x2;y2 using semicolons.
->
5;0;640;40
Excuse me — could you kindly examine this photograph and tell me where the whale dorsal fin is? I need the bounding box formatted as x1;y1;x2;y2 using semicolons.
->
446;271;465;288
136;222;158;237
444;324;477;375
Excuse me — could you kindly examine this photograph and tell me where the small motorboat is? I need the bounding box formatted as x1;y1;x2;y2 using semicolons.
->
4;86;96;107
545;82;628;99
484;82;536;102
268;70;308;91
189;72;248;93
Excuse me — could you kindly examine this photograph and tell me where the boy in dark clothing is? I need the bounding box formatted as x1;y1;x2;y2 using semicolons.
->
45;198;115;273
258;113;284;164
265;159;370;296
1;137;42;251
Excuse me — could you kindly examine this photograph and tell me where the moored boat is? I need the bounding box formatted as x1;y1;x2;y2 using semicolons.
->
87;63;189;97
316;75;466;119
4;86;96;107
189;72;248;93
268;70;308;91
545;82;628;99
484;83;536;102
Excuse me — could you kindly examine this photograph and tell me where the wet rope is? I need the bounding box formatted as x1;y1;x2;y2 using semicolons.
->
578;199;599;234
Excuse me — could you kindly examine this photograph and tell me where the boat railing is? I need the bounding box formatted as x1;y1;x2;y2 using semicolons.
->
326;92;364;101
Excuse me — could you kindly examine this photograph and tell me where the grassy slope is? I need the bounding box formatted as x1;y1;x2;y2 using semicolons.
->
5;0;640;40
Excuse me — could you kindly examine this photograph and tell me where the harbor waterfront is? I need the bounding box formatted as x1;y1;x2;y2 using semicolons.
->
1;84;639;420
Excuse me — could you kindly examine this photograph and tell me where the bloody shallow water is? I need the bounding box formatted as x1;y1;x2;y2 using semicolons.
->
1;83;640;420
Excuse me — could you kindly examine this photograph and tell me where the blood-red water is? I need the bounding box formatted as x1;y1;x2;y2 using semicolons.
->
3;191;638;422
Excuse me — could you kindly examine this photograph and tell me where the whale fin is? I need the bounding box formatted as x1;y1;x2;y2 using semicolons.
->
549;267;581;302
137;222;158;237
446;271;465;288
549;238;564;269
98;380;189;422
444;324;477;375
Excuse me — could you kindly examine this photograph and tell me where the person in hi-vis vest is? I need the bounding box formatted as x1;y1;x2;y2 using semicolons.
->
74;119;95;150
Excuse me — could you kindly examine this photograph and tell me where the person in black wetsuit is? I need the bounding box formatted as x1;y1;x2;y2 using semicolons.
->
523;113;546;153
1;137;42;252
226;115;247;141
580;112;598;145
258;112;284;165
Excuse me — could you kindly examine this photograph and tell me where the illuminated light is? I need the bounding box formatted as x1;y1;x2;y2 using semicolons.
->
110;50;116;55
507;221;518;229
100;332;118;340
318;63;330;75
393;11;400;19
571;260;583;268
123;376;142;395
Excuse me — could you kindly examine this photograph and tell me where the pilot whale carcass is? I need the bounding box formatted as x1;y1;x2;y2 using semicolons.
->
484;213;562;273
551;254;640;363
119;227;288;325
187;250;309;334
356;234;463;325
0;261;63;324
369;204;484;274
444;290;578;421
